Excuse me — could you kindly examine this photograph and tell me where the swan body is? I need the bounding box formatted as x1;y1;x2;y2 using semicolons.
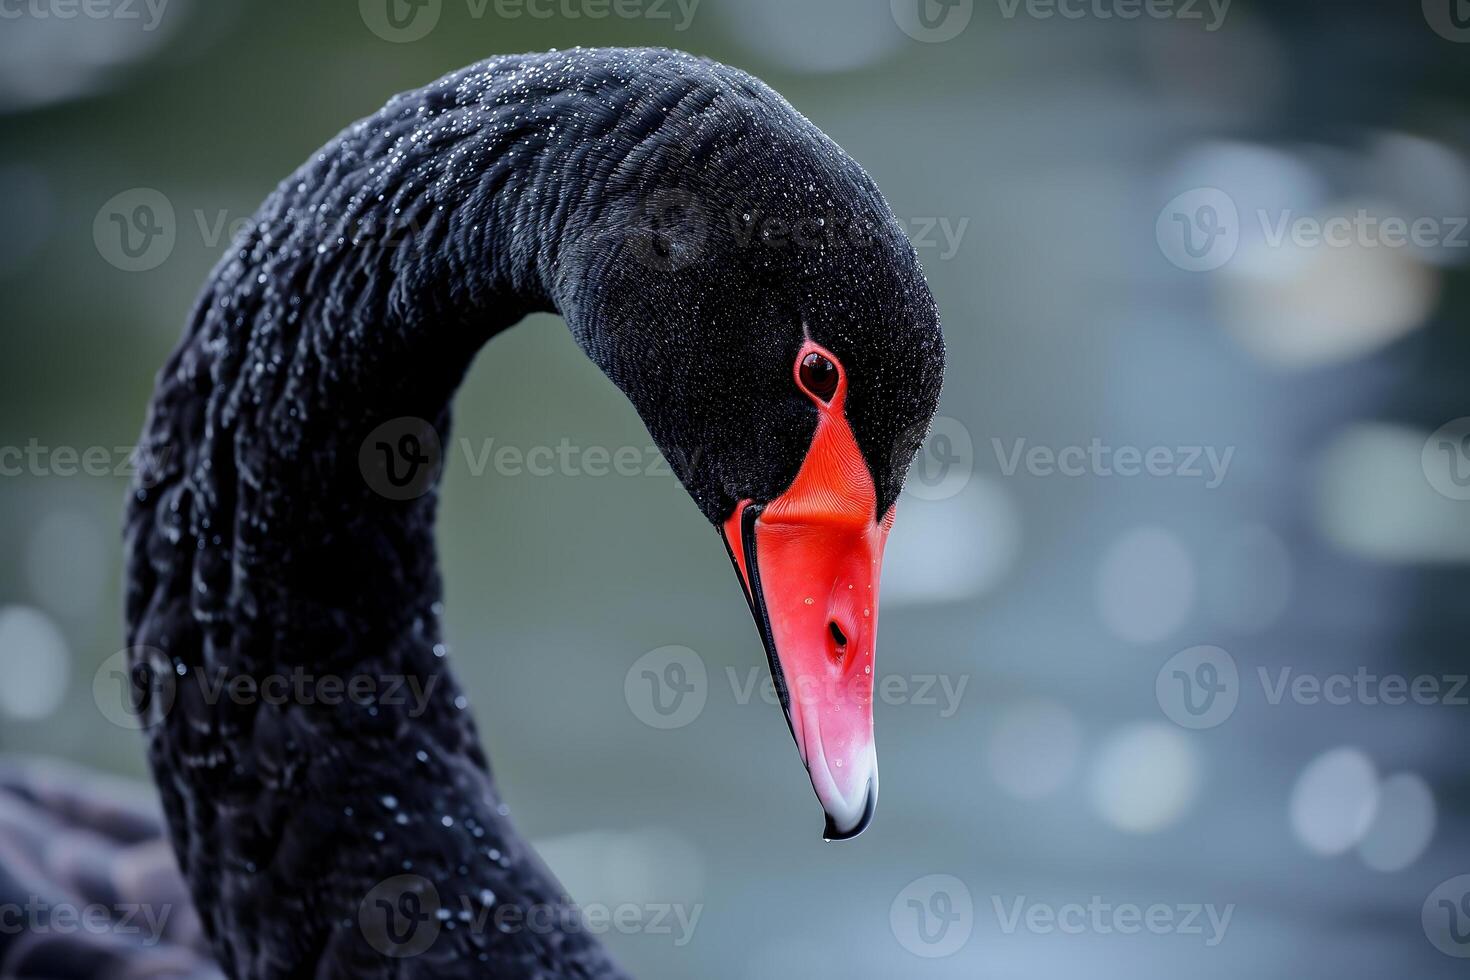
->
107;46;943;978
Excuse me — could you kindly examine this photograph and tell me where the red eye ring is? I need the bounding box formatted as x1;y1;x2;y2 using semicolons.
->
798;352;839;402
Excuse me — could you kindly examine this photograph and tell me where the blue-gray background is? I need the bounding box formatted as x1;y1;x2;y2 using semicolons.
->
2;0;1468;976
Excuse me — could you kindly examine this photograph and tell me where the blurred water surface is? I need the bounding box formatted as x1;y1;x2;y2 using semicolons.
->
2;1;1469;977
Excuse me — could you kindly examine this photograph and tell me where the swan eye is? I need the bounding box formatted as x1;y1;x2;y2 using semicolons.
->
798;352;839;402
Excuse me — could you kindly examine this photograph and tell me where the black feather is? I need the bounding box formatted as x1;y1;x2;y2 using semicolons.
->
117;47;942;979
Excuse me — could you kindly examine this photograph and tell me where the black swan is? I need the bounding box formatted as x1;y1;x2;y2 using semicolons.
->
8;47;944;978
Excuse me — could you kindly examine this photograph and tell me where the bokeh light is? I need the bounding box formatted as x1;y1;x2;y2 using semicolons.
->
1357;772;1436;873
0;605;71;722
1087;723;1202;834
1289;747;1380;857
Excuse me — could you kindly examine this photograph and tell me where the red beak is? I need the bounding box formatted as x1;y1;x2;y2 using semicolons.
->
721;342;894;840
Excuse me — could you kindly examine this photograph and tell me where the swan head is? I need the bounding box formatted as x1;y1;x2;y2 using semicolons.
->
557;67;945;840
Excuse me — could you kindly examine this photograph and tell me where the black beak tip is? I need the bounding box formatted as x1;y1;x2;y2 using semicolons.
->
821;777;877;842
